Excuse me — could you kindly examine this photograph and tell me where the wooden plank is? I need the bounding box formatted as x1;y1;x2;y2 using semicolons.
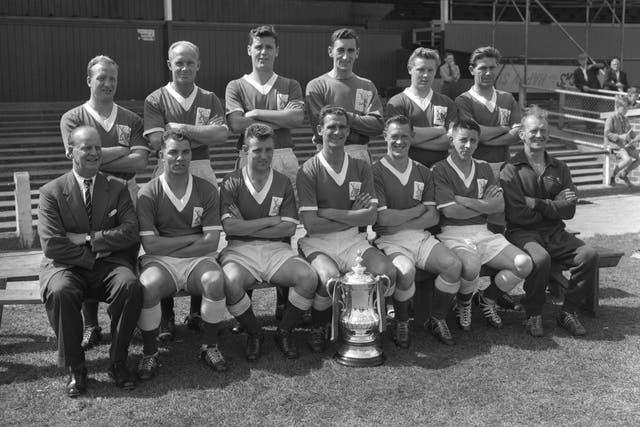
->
0;288;40;305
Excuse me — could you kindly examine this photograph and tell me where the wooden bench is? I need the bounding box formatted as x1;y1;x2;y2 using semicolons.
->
0;250;278;328
412;245;624;326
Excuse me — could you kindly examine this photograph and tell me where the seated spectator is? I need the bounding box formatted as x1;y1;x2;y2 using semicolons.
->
603;58;628;92
500;106;599;337
605;95;639;187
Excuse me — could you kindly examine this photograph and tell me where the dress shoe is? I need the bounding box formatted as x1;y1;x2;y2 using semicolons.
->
109;361;136;390
274;329;299;359
66;366;88;398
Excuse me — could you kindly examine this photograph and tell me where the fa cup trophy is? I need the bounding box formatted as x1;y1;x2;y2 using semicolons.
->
329;253;391;367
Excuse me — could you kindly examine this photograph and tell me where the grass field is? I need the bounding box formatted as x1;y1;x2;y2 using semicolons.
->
1;233;640;426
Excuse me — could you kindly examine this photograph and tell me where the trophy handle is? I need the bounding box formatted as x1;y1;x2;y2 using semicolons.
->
375;274;391;333
327;277;341;342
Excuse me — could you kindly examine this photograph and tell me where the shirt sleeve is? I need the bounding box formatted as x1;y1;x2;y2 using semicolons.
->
225;80;245;116
422;167;436;205
201;182;222;232
499;163;544;225
296;161;318;212
129;113;150;152
305;78;325;145
207;93;228;128
279;178;299;223
455;94;473;119
143;91;166;137
60;109;81;151
372;163;387;211
285;79;305;110
219;175;238;222
508;95;521;127
359;160;378;206
136;183;158;236
433;164;456;210
384;95;405;119
444;96;458;129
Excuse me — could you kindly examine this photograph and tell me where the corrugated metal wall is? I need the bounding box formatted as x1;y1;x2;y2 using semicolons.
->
172;23;402;97
0;17;166;101
0;0;162;20
173;0;354;25
0;17;402;102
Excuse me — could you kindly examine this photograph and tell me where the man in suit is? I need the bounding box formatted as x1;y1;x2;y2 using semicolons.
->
573;53;605;133
38;126;142;397
604;57;628;92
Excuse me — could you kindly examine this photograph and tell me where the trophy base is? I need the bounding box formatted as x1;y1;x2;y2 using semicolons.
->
334;343;385;367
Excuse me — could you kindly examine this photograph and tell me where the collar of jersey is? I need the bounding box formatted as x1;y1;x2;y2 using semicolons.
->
242;167;274;205
403;87;433;112
447;155;476;188
380;157;413;186
160;173;193;212
165;83;198;111
468;87;497;113
242;73;279;96
318;151;349;186
83;102;118;132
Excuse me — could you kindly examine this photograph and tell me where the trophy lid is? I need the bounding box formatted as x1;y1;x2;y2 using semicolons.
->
343;252;376;285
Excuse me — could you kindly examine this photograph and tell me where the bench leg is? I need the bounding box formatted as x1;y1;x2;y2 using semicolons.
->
0;278;6;328
584;268;599;317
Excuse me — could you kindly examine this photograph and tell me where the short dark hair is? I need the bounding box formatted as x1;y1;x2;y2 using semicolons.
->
249;25;278;46
469;46;501;66
161;129;190;149
521;104;549;126
244;123;275;143
318;105;350;127
451;117;481;136
87;55;118;78
330;28;359;48
408;47;441;69
384;115;413;133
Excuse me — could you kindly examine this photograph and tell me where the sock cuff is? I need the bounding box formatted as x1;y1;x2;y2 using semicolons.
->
227;293;251;317
201;296;227;324
435;275;460;294
394;282;415;302
138;304;161;331
289;288;313;311
312;293;333;311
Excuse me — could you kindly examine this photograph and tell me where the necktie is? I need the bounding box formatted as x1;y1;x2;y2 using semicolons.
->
83;179;92;223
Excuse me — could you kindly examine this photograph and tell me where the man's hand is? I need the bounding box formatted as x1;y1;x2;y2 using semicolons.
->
66;232;87;245
228;204;244;219
352;193;373;210
483;185;503;200
555;188;577;202
524;196;536;209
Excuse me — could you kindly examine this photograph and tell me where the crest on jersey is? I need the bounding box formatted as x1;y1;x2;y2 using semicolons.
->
195;107;211;126
276;94;289;110
476;179;488;198
433;106;447;127
269;197;283;216
192;207;204;227
413;181;424;201
349;181;362;200
116;125;131;146
498;107;511;126
354;89;373;114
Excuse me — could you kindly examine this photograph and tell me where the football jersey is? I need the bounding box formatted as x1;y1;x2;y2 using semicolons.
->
225;74;304;149
372;157;435;235
385;89;458;167
455;88;521;163
432;156;496;227
137;174;221;238
60;103;149;180
305;73;383;145
220;167;298;242
297;152;377;214
144;84;226;161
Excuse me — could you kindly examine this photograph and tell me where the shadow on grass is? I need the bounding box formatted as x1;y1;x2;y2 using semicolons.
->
599;287;637;299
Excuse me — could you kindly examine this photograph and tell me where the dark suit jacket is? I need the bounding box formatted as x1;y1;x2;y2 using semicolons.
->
573;65;601;91
37;171;139;300
604;69;628;92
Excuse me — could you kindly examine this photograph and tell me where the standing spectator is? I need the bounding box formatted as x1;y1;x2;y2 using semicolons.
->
604;58;628;92
605;95;639;187
439;52;461;99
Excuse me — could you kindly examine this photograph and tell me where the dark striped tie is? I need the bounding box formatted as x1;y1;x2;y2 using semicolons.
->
83;179;92;223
